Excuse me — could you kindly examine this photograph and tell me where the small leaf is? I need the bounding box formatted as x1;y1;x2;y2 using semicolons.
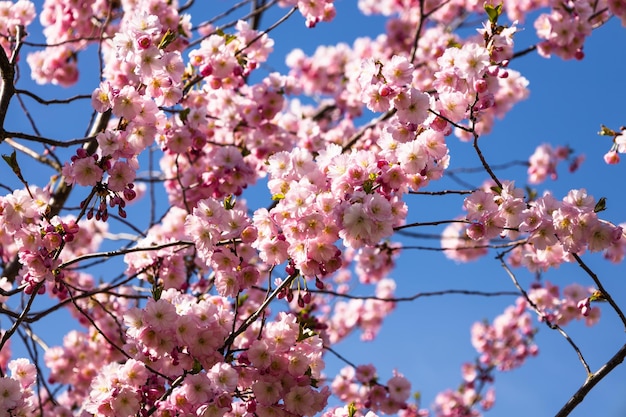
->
179;108;190;124
157;29;177;49
272;193;285;201
191;358;203;374
152;285;163;301
2;151;22;177
594;197;607;213
484;3;501;24
590;290;607;302
347;402;357;417
598;124;616;136
490;185;502;195
224;195;236;210
525;186;537;202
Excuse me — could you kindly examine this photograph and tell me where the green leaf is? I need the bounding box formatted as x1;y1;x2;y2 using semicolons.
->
224;194;236;210
191;358;203;374
598;124;616;136
2;151;22;177
590;290;607;302
490;185;502;195
157;29;177;49
347;402;357;417
152;284;163;301
179;108;190;124
594;197;607;213
272;193;285;201
484;3;503;24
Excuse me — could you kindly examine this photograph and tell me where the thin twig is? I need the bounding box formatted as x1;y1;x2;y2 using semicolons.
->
555;342;626;417
498;253;591;375
571;252;626;330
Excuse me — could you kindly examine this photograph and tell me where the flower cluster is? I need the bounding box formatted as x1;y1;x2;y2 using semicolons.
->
331;365;412;415
527;281;600;326
0;0;35;55
3;1;626;417
447;182;623;269
0;359;37;416
189;20;274;88
184;196;259;297
535;0;610;60
471;297;538;372
254;144;415;280
280;0;336;28
324;278;397;343
27;0;113;85
527;143;584;184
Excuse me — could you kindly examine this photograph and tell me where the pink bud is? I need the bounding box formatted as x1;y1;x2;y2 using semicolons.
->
474;79;488;93
200;64;213;77
575;49;585;60
209;77;222;89
604;150;620;165
430;116;448;132
378;84;392;97
466;222;485;240
137;35;151;50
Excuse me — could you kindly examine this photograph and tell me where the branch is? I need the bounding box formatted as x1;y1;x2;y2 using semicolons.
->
15;89;91;105
311;288;519;302
0;26;23;142
3;130;95;147
408;189;475;195
220;273;297;351
57;240;195;270
555;342;626;417
342;109;397;152
497;254;591;375
571;252;626;330
235;6;297;56
3;138;61;171
394;219;469;231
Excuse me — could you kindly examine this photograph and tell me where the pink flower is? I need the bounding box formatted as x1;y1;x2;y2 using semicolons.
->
143;298;178;332
382;55;414;87
112;85;143;120
0;377;22;410
284;385;316;416
393;87;430;125
387;373;411;402
8;359;36;389
397;139;428;175
107;161;136;192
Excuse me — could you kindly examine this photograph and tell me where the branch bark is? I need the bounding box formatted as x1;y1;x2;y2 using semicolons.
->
555;342;626;417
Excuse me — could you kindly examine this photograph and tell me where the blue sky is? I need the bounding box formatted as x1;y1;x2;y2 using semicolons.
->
3;1;626;416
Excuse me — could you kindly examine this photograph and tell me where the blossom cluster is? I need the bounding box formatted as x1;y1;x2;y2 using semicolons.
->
471;298;538;372
0;187;104;295
445;182;623;269
527;281;600;326
331;365;412;415
0;0;35;57
535;0;610;60
527;143;584;184
0;359;37;416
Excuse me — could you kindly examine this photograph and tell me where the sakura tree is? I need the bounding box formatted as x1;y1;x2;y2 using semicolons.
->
0;0;625;416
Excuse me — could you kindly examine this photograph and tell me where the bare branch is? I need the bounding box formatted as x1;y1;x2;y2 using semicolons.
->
498;254;591;375
571;252;626;330
555;342;626;417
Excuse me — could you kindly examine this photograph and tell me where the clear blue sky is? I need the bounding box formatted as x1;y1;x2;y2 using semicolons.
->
4;1;626;416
